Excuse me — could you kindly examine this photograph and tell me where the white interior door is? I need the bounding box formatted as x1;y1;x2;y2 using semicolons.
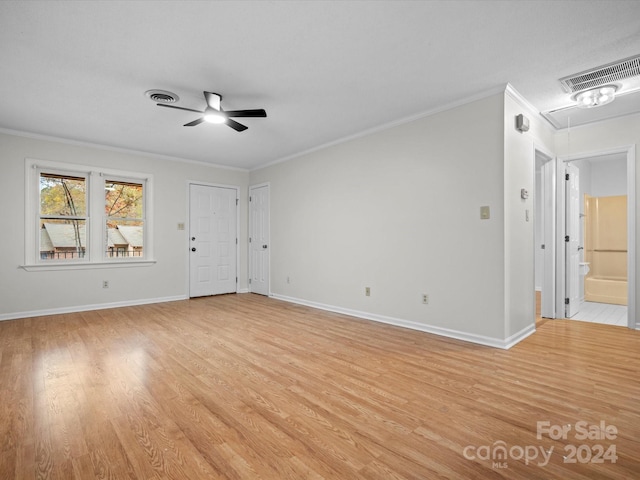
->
565;164;580;317
189;184;237;297
249;185;270;295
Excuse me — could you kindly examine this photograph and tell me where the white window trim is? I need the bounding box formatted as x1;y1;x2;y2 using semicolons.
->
22;158;155;271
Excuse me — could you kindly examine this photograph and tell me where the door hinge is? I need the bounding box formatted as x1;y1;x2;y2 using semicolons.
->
249;196;252;202
566;173;570;181
249;278;252;284
236;238;238;245
565;235;570;242
236;276;238;283
249;237;252;243
541;244;545;249
565;298;570;305
236;198;239;206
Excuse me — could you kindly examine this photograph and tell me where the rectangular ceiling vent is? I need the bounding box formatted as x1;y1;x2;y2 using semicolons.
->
559;54;640;93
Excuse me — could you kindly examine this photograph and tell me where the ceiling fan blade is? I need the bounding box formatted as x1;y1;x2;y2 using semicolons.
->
184;118;205;127
157;104;203;114
225;109;267;118
203;91;221;110
226;118;248;132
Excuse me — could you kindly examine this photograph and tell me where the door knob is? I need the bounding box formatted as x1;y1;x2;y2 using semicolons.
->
191;237;196;241
263;245;268;249
191;247;196;252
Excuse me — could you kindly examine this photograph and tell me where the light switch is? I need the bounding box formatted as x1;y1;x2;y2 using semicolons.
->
480;206;490;220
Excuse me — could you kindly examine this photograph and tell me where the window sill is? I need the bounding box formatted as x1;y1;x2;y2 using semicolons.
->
20;259;157;272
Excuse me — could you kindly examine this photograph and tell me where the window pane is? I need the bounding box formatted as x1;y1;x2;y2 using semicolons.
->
39;219;86;260
40;173;87;216
106;220;144;258
105;181;143;219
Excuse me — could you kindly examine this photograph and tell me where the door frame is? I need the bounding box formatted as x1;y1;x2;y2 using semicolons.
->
186;181;240;297
555;145;636;328
534;145;556;319
249;182;270;296
565;163;581;318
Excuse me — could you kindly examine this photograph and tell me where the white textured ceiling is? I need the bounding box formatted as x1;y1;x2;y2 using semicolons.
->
1;0;639;170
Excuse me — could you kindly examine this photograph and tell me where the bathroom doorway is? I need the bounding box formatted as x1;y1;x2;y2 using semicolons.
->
557;147;636;328
534;148;556;321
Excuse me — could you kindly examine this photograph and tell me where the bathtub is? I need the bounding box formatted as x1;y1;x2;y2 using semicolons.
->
584;276;627;305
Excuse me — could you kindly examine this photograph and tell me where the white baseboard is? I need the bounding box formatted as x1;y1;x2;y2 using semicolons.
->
503;323;537;349
271;294;534;349
0;295;189;322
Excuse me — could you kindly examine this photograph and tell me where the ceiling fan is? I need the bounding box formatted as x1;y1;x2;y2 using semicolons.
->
157;91;267;132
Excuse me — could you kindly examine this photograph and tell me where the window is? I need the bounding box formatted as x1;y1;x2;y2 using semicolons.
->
105;179;145;259
39;173;88;260
25;159;153;269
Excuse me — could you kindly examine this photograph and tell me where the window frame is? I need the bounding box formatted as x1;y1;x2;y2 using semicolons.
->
37;168;90;263
103;176;146;262
23;158;155;271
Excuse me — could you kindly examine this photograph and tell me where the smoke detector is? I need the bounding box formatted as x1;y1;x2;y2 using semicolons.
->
144;89;179;104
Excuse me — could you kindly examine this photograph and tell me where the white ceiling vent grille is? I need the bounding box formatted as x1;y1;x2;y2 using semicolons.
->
559;55;640;93
144;89;179;104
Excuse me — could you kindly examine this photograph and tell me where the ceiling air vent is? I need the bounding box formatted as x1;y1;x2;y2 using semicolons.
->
559;54;640;93
144;89;179;104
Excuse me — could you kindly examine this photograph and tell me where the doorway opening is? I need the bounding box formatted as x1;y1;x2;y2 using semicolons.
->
534;148;556;324
564;154;628;325
556;146;636;328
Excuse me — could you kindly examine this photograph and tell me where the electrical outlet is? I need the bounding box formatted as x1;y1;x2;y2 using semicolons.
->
103;280;109;289
422;294;429;304
365;287;371;297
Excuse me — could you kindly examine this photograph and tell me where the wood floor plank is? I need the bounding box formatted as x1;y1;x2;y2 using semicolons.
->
1;293;639;479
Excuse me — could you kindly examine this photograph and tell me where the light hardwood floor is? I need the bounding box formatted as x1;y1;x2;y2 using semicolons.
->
1;294;639;479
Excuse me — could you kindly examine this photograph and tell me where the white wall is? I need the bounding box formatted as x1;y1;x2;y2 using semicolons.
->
503;90;555;338
589;157;627;197
1;87;573;344
251;92;525;345
0;132;249;319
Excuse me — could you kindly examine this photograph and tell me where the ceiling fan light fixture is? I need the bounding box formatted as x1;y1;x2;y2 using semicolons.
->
573;85;618;109
203;111;227;124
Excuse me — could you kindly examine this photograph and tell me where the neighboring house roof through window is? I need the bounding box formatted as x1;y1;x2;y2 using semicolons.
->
42;223;86;248
107;228;128;247
117;225;143;247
